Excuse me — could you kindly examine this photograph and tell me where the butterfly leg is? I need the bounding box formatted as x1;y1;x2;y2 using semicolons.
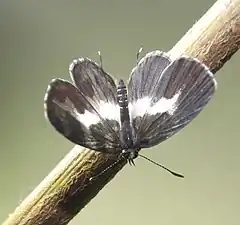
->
128;158;136;166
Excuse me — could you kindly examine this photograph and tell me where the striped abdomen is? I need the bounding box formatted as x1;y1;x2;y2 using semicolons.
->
117;79;130;125
117;79;134;149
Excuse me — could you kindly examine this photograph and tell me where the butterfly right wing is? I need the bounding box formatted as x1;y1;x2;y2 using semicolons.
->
128;51;216;148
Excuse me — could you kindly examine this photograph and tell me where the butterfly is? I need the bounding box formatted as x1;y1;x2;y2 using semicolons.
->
44;50;217;177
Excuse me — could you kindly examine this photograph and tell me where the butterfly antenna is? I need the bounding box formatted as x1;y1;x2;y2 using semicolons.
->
89;157;123;181
136;46;143;64
138;153;184;178
97;50;103;68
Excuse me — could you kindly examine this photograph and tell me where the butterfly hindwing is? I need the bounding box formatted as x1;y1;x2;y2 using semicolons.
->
44;60;122;153
128;51;217;148
70;58;117;107
128;51;173;145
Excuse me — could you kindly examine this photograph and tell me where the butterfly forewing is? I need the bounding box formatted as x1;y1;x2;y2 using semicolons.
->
128;52;217;148
44;59;122;153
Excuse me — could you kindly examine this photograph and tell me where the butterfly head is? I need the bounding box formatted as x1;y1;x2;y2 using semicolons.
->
121;148;140;165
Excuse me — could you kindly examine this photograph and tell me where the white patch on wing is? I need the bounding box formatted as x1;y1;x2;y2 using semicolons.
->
149;90;181;115
53;98;100;128
129;90;181;119
97;100;120;122
74;109;100;127
53;98;120;128
129;97;150;118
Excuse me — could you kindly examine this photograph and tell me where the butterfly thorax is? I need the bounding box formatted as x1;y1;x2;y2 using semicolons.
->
117;79;140;163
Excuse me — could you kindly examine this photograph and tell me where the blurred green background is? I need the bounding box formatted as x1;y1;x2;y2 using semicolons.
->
0;1;239;225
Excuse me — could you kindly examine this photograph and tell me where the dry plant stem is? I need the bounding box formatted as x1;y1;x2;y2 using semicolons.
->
3;0;240;224
4;146;126;225
169;0;240;71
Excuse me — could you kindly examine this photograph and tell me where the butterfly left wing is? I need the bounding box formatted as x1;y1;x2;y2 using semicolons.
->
44;58;121;153
128;51;217;148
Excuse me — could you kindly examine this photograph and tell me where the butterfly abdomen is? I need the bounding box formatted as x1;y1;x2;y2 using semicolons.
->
117;80;130;124
117;79;135;150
